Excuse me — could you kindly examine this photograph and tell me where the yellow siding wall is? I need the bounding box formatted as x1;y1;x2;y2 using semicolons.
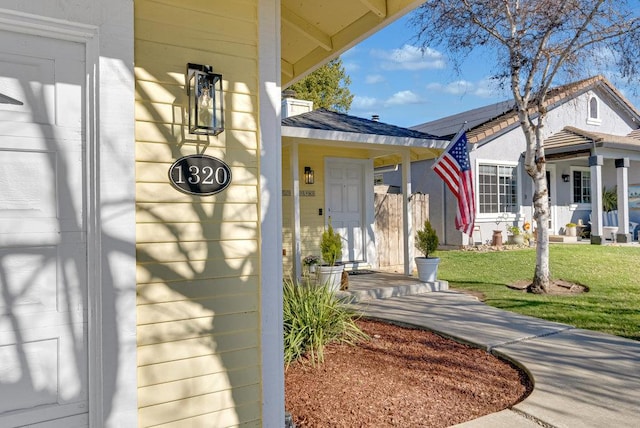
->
282;144;371;274
135;1;261;426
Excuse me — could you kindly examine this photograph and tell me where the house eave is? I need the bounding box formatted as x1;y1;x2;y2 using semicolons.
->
282;126;448;149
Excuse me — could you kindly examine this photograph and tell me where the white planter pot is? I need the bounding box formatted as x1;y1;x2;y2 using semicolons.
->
508;234;525;245
566;227;577;237
415;257;440;282
317;264;344;292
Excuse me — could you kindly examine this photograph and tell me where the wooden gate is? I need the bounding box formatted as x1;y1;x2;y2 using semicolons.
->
374;192;429;270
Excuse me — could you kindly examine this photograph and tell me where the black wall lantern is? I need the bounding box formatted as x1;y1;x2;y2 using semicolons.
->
562;174;570;183
304;166;314;185
187;63;224;136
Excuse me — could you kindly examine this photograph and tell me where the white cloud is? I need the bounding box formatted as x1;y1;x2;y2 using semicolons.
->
371;44;446;71
443;80;475;95
365;74;385;84
384;90;425;106
343;60;360;73
426;78;508;99
472;77;509;98
352;95;380;110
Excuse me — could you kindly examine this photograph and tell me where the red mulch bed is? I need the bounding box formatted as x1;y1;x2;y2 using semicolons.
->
285;319;532;427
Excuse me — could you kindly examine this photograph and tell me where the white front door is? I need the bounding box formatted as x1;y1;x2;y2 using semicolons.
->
0;30;89;427
325;159;365;262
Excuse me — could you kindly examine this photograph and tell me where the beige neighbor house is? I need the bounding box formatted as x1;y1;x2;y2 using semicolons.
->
386;76;640;246
0;1;429;427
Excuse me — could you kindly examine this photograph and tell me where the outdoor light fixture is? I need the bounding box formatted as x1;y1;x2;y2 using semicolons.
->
187;63;224;135
562;174;570;182
304;166;315;185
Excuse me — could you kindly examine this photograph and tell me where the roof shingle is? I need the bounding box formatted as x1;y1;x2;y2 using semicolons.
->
282;108;446;140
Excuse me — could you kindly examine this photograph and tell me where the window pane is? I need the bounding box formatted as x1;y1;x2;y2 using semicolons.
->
479;165;497;213
582;171;591;203
478;164;517;213
498;166;517;212
589;98;598;119
572;170;591;203
573;171;581;203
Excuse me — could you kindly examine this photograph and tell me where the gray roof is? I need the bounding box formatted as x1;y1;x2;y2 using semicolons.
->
410;76;640;144
282;108;446;141
410;99;515;138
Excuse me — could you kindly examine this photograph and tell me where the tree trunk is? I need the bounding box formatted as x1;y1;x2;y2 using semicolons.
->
517;105;551;294
530;178;550;293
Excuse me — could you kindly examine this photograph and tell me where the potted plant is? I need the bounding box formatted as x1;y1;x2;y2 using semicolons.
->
491;212;509;246
414;220;440;282
565;222;577;237
507;225;525;245
317;220;344;291
303;254;319;274
602;186;617;212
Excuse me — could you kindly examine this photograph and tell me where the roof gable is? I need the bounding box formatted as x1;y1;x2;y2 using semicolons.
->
546;126;640;151
411;75;640;144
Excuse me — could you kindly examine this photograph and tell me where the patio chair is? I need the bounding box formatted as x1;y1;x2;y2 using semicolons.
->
590;210;639;241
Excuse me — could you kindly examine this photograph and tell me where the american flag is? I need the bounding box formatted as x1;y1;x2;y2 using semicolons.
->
432;131;476;235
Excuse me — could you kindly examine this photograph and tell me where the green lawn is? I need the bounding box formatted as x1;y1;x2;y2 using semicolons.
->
437;244;640;340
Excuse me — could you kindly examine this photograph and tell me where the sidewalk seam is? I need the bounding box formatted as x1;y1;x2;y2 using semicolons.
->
487;326;575;353
509;407;557;428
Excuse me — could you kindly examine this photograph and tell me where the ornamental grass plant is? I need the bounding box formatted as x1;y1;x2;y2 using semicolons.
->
283;277;368;366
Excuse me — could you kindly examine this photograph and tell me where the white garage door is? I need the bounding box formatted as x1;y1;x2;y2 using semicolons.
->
0;30;89;427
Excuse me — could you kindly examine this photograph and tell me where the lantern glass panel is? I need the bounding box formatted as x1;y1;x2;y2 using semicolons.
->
188;67;224;135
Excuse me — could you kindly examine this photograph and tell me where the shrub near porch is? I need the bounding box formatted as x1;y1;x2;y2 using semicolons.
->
437;244;640;340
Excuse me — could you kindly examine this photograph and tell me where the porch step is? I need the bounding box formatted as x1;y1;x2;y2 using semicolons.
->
343;262;372;272
549;235;578;243
336;280;449;303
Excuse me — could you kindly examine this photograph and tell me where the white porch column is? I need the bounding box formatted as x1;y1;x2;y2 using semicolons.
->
616;158;631;242
589;155;604;244
402;149;414;276
258;1;284;425
290;143;302;280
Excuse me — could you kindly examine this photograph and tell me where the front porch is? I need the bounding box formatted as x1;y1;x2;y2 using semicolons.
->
545;127;640;245
304;270;450;303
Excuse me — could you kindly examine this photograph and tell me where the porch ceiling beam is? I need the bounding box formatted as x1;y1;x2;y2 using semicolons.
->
283;11;383;85
359;0;387;18
281;1;424;86
281;59;294;78
282;6;332;51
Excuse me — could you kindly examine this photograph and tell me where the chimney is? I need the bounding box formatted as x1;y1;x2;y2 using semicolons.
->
282;89;296;99
371;114;380;122
281;90;313;118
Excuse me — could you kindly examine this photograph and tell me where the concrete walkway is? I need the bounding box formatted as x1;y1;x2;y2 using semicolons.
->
348;290;640;427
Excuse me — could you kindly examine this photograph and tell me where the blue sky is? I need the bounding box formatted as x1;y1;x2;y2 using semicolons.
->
343;14;640;129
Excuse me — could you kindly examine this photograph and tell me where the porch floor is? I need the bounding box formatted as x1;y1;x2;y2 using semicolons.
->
334;270;449;303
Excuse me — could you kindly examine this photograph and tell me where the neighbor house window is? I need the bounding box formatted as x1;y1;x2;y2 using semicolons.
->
572;169;591;204
478;164;518;213
587;96;601;125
